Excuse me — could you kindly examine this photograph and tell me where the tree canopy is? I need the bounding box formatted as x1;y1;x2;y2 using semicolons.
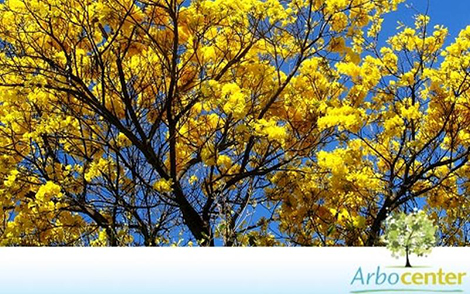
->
383;210;437;267
0;0;469;246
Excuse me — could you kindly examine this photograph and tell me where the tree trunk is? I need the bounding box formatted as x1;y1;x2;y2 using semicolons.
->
405;246;412;268
366;197;392;245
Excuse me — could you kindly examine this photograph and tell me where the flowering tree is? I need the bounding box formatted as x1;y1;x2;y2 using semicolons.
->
0;0;469;247
0;0;407;246
382;210;437;267
272;15;470;246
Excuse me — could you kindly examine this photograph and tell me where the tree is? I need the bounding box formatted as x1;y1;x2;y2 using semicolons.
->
272;14;470;246
382;210;437;267
0;0;405;246
0;0;468;247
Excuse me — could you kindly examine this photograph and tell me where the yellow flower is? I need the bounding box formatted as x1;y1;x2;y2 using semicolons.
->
4;169;18;188
91;230;108;247
116;133;132;148
353;215;366;228
253;119;288;144
153;178;173;193
201;143;216;166
221;83;247;119
317;105;364;132
331;12;348;32
36;181;62;202
217;154;232;167
189;175;198;185
84;158;111;182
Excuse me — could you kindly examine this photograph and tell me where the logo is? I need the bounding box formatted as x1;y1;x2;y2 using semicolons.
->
382;210;436;268
349;211;467;293
350;266;466;293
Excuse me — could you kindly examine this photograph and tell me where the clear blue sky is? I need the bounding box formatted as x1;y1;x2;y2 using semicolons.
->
382;0;470;42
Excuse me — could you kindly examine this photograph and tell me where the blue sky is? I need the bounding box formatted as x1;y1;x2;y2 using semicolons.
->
382;0;470;41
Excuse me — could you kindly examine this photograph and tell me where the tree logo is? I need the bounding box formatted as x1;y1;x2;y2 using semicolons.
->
382;210;437;267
